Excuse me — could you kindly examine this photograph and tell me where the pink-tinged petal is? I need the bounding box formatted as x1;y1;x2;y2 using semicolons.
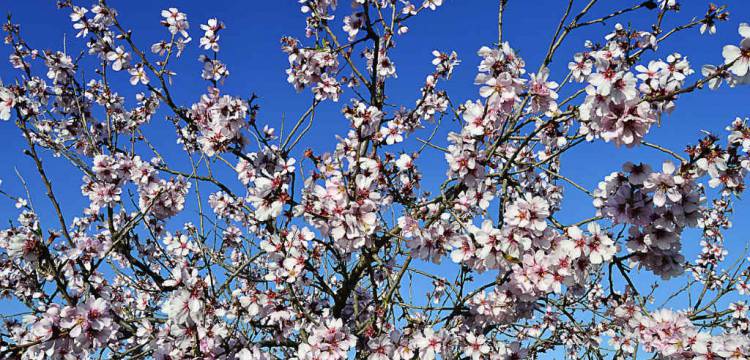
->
666;188;682;202
653;191;666;207
70;324;82;338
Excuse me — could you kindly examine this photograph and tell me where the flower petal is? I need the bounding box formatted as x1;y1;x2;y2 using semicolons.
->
739;22;750;39
723;45;741;63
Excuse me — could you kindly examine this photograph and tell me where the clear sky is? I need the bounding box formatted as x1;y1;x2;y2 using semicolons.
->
1;0;750;354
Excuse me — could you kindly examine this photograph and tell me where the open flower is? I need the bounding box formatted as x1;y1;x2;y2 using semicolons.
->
0;87;16;120
723;24;750;79
106;46;131;71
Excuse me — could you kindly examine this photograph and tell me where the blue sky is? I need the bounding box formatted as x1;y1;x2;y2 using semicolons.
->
1;0;750;354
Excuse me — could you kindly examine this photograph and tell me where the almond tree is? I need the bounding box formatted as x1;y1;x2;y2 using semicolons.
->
1;0;750;359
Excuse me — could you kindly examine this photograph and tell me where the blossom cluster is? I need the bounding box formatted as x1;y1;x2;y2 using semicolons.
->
86;153;190;220
593;161;702;278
